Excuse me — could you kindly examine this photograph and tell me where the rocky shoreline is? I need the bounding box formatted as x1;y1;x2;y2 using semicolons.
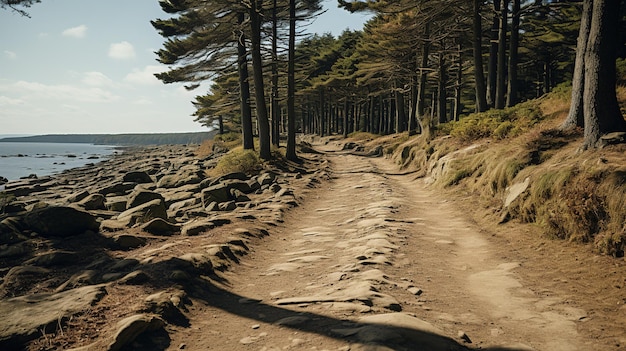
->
0;143;330;350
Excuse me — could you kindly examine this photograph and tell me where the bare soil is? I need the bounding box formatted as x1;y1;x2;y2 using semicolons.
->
158;141;626;351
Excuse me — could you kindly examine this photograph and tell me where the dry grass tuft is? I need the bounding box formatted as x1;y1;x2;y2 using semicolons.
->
390;88;626;257
207;147;261;177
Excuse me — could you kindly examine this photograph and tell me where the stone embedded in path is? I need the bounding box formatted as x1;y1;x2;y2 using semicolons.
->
108;314;165;351
274;280;402;311
141;218;179;236
332;313;466;351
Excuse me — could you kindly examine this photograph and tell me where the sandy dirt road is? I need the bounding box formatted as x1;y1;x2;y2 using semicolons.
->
165;142;626;351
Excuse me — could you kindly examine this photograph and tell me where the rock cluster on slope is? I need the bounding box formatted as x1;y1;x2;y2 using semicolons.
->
0;144;329;350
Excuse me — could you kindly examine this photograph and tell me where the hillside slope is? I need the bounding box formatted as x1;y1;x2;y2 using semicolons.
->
350;90;626;258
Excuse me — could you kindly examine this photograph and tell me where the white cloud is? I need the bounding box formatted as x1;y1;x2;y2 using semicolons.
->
82;71;114;87
12;80;120;103
133;97;153;105
3;50;17;60
62;25;87;39
0;96;24;106
108;41;136;60
124;65;165;85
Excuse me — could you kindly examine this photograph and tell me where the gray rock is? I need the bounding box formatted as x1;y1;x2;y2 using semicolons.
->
140;218;179;236
161;190;196;207
118;270;150;285
333;313;466;351
0;243;30;258
257;172;277;186
218;201;237;211
157;169;203;188
218;172;249;182
0;285;106;346
127;190;165;210
201;184;232;206
122;171;153;184
108;314;165;351
2;201;26;214
223;179;254;194
177;252;214;273
168;198;201;216
108;258;139;272
78;193;106;210
65;190;90;203
113;234;147;250
97;182;135;196
105;196;128;212
24;206;99;237
24;250;79;267
117;199;167;226
181;220;216;236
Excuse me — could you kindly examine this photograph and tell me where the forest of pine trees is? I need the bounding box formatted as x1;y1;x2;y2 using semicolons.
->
152;0;626;158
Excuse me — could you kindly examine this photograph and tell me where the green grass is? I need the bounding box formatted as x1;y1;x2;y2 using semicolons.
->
443;100;544;142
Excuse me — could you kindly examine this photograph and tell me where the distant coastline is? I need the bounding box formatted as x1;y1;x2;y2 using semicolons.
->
0;131;217;146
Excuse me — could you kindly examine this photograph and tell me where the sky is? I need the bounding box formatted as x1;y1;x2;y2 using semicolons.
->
0;0;372;135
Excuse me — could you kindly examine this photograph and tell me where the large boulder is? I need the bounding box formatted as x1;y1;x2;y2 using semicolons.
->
201;184;232;207
0;285;107;348
122;171;153;184
156;167;204;189
96;182;135;196
126;190;165;210
77;194;106;210
24;206;99;237
117;199;167;226
108;314;165;351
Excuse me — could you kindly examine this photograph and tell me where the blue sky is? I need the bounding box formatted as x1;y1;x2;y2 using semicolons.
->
0;0;371;135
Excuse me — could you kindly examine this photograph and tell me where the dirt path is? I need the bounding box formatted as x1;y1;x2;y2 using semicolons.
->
165;143;624;351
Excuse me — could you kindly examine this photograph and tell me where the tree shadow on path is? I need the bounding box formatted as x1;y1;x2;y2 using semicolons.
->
165;276;535;351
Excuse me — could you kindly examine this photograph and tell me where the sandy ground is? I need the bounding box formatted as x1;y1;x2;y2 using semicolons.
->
162;142;626;351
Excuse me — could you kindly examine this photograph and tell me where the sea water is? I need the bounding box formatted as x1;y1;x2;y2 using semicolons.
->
0;142;116;182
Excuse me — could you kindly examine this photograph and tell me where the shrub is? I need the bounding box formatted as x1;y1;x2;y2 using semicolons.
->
447;100;544;142
209;147;261;176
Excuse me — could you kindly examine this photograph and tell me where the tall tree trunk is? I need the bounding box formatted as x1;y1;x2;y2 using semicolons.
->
271;0;280;147
408;76;419;135
237;12;254;150
495;0;508;109
249;0;271;160
455;42;463;121
417;22;431;120
487;0;501;107
561;0;592;130
218;115;224;134
582;0;626;149
394;84;407;133
473;0;488;112
506;0;520;107
286;0;298;161
437;50;447;124
319;88;325;137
